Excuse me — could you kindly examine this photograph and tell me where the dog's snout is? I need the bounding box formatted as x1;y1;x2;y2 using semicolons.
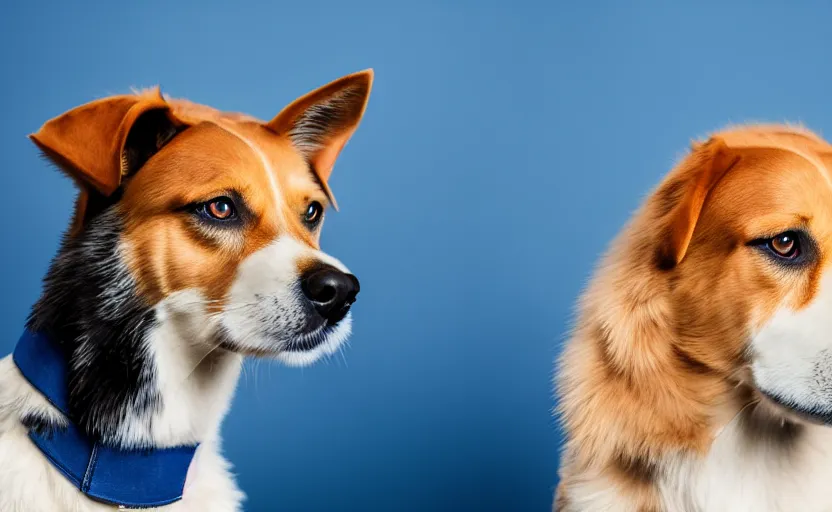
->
301;265;360;323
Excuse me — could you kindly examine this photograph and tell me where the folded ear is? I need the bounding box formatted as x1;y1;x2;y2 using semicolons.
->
267;69;373;206
30;88;186;197
653;137;741;269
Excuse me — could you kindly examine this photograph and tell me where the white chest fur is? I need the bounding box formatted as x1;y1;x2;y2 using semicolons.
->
660;419;832;512
0;355;245;511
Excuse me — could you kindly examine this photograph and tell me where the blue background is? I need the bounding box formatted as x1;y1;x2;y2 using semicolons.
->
3;2;832;510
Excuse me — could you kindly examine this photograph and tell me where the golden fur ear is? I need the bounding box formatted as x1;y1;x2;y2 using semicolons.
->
654;137;741;269
30;88;185;197
267;69;373;208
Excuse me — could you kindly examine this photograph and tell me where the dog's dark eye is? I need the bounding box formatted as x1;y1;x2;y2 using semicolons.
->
303;201;323;227
751;230;813;267
197;197;236;221
770;233;798;257
764;231;801;259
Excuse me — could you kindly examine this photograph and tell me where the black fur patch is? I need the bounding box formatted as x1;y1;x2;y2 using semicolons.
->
672;344;719;377
611;451;657;486
654;248;678;272
22;106;189;444
121;109;183;178
653;223;684;271
26;208;160;444
20;412;65;439
738;400;805;453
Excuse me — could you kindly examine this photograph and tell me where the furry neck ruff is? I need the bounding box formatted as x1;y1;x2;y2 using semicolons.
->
14;329;197;508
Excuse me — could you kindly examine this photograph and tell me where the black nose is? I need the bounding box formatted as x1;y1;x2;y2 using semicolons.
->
300;265;360;324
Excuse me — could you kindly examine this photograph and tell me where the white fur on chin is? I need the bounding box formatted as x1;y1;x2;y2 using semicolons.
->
0;234;354;510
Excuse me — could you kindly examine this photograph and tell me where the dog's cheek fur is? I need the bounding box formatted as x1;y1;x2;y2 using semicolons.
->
750;271;832;417
26;207;160;442
555;148;744;509
214;236;354;364
557;207;752;507
669;245;752;378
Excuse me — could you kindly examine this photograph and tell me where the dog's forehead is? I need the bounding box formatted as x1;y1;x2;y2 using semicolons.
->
719;127;832;171
703;132;832;246
165;97;311;177
164;98;319;199
121;98;323;249
715;152;830;210
714;127;832;191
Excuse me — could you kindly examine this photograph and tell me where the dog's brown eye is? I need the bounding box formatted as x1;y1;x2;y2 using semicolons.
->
304;201;323;226
768;232;799;258
207;198;235;220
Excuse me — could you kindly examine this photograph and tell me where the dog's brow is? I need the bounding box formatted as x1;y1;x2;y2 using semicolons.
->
735;141;832;191
213;122;285;223
750;141;832;191
789;147;832;191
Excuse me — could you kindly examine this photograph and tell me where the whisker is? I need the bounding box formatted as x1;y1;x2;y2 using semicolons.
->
181;339;228;382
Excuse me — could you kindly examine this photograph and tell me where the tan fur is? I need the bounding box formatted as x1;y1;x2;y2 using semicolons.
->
555;125;832;510
31;70;372;314
117;119;324;307
4;70;373;511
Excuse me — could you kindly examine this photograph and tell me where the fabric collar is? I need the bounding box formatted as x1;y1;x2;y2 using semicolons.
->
13;330;198;508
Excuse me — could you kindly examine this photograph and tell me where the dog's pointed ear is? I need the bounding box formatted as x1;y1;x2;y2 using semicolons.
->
266;69;373;208
654;137;741;270
30;88;187;198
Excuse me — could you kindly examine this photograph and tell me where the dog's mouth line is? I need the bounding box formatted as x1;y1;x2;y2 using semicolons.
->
284;319;345;352
215;314;348;356
757;387;832;426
